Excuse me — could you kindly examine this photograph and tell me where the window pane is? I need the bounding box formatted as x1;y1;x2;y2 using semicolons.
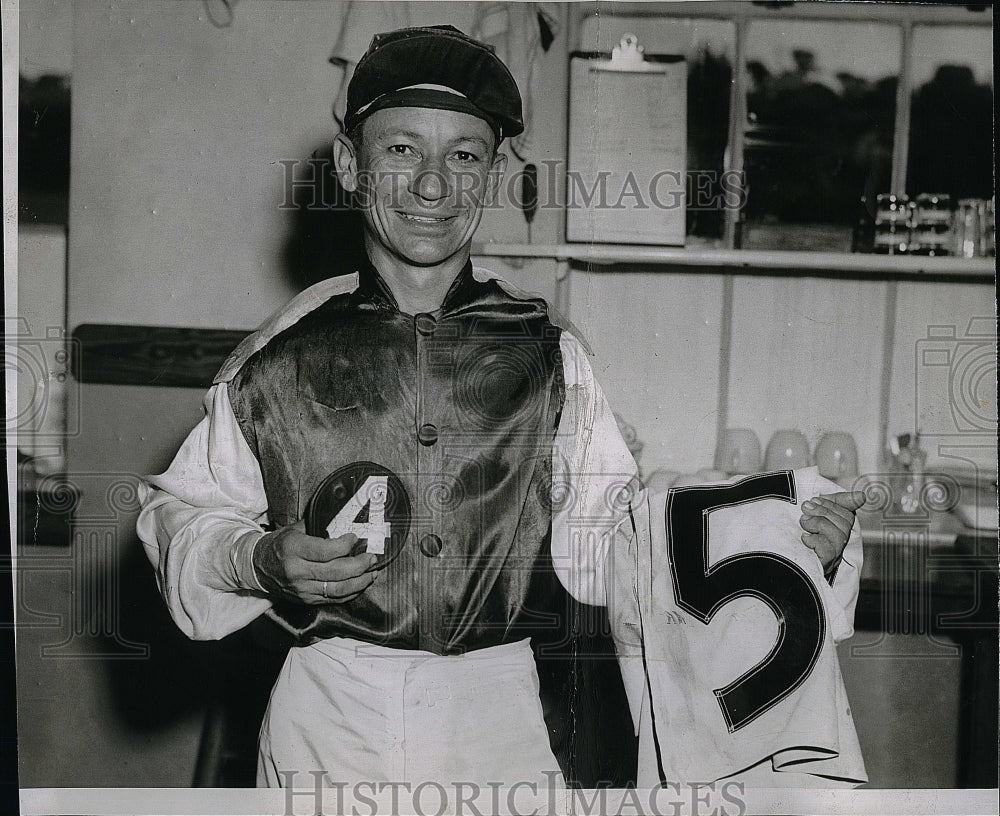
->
906;25;993;202
578;15;735;245
742;20;901;251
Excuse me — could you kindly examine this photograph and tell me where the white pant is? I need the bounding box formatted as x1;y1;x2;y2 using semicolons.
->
257;637;564;789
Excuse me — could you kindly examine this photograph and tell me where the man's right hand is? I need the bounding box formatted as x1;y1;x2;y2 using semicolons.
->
252;520;378;605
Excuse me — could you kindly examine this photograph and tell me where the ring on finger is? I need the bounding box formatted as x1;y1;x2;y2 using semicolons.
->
322;580;328;599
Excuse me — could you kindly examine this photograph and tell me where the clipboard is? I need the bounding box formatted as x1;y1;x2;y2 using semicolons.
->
566;35;687;246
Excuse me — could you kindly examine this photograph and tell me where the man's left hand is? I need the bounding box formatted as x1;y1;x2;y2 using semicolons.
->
798;491;867;573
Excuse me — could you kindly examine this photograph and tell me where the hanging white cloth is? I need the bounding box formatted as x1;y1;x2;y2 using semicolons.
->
329;2;561;161
472;3;561;160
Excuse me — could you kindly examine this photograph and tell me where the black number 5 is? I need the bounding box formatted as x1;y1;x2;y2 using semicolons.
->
665;471;825;732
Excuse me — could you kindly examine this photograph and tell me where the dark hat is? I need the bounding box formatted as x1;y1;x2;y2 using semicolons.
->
344;25;523;140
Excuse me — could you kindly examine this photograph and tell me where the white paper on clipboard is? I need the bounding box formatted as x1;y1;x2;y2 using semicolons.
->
567;36;686;246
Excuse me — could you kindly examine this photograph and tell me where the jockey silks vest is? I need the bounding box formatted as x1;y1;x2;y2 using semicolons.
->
226;261;567;654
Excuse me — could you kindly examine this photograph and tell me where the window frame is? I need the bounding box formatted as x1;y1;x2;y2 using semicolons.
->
569;2;993;250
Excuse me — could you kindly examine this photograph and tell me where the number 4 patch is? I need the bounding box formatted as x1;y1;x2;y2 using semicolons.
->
305;462;412;569
325;475;390;554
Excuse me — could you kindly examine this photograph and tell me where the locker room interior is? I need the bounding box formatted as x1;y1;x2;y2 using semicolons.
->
13;0;996;792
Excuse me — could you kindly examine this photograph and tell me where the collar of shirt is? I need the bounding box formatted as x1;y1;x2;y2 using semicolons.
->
352;257;546;321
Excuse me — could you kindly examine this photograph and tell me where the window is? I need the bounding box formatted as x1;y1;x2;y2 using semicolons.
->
741;20;900;251
906;25;993;202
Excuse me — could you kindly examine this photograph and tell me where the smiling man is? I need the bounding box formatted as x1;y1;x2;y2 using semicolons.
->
336;102;506;311
137;25;864;792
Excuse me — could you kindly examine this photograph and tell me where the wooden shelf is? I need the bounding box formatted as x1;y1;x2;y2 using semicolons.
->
472;243;995;279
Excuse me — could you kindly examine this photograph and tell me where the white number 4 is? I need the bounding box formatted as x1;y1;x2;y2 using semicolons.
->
325;476;390;555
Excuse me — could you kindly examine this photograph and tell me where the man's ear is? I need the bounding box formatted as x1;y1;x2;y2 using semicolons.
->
486;150;508;206
332;132;359;193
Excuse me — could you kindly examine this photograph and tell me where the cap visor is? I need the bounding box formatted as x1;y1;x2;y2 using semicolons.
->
353;88;501;138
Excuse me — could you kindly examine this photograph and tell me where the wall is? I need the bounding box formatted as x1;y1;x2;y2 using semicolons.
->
888;281;997;474
18;0;73;79
571;270;726;472
16;225;68;472
838;635;962;788
67;1;351;331
17;0;994;790
17;387;212;788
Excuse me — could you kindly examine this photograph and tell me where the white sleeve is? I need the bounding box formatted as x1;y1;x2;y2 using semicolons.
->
607;491;648;736
550;333;640;607
829;529;862;642
135;382;273;641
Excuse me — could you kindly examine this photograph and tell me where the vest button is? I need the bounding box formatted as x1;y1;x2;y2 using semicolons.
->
419;533;443;558
417;423;438;446
415;313;436;336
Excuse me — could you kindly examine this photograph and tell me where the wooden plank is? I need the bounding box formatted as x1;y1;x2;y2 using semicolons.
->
71;324;249;388
473;243;996;278
569;2;991;26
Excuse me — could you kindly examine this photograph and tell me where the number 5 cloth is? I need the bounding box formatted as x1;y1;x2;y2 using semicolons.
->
609;467;867;787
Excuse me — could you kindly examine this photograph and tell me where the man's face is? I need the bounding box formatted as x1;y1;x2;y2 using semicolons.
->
339;106;507;269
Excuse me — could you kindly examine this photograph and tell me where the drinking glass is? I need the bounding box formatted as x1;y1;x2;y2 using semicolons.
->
764;430;811;471
814;432;859;481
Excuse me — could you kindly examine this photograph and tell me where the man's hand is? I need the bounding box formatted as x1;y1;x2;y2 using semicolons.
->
252;519;378;605
798;491;866;573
